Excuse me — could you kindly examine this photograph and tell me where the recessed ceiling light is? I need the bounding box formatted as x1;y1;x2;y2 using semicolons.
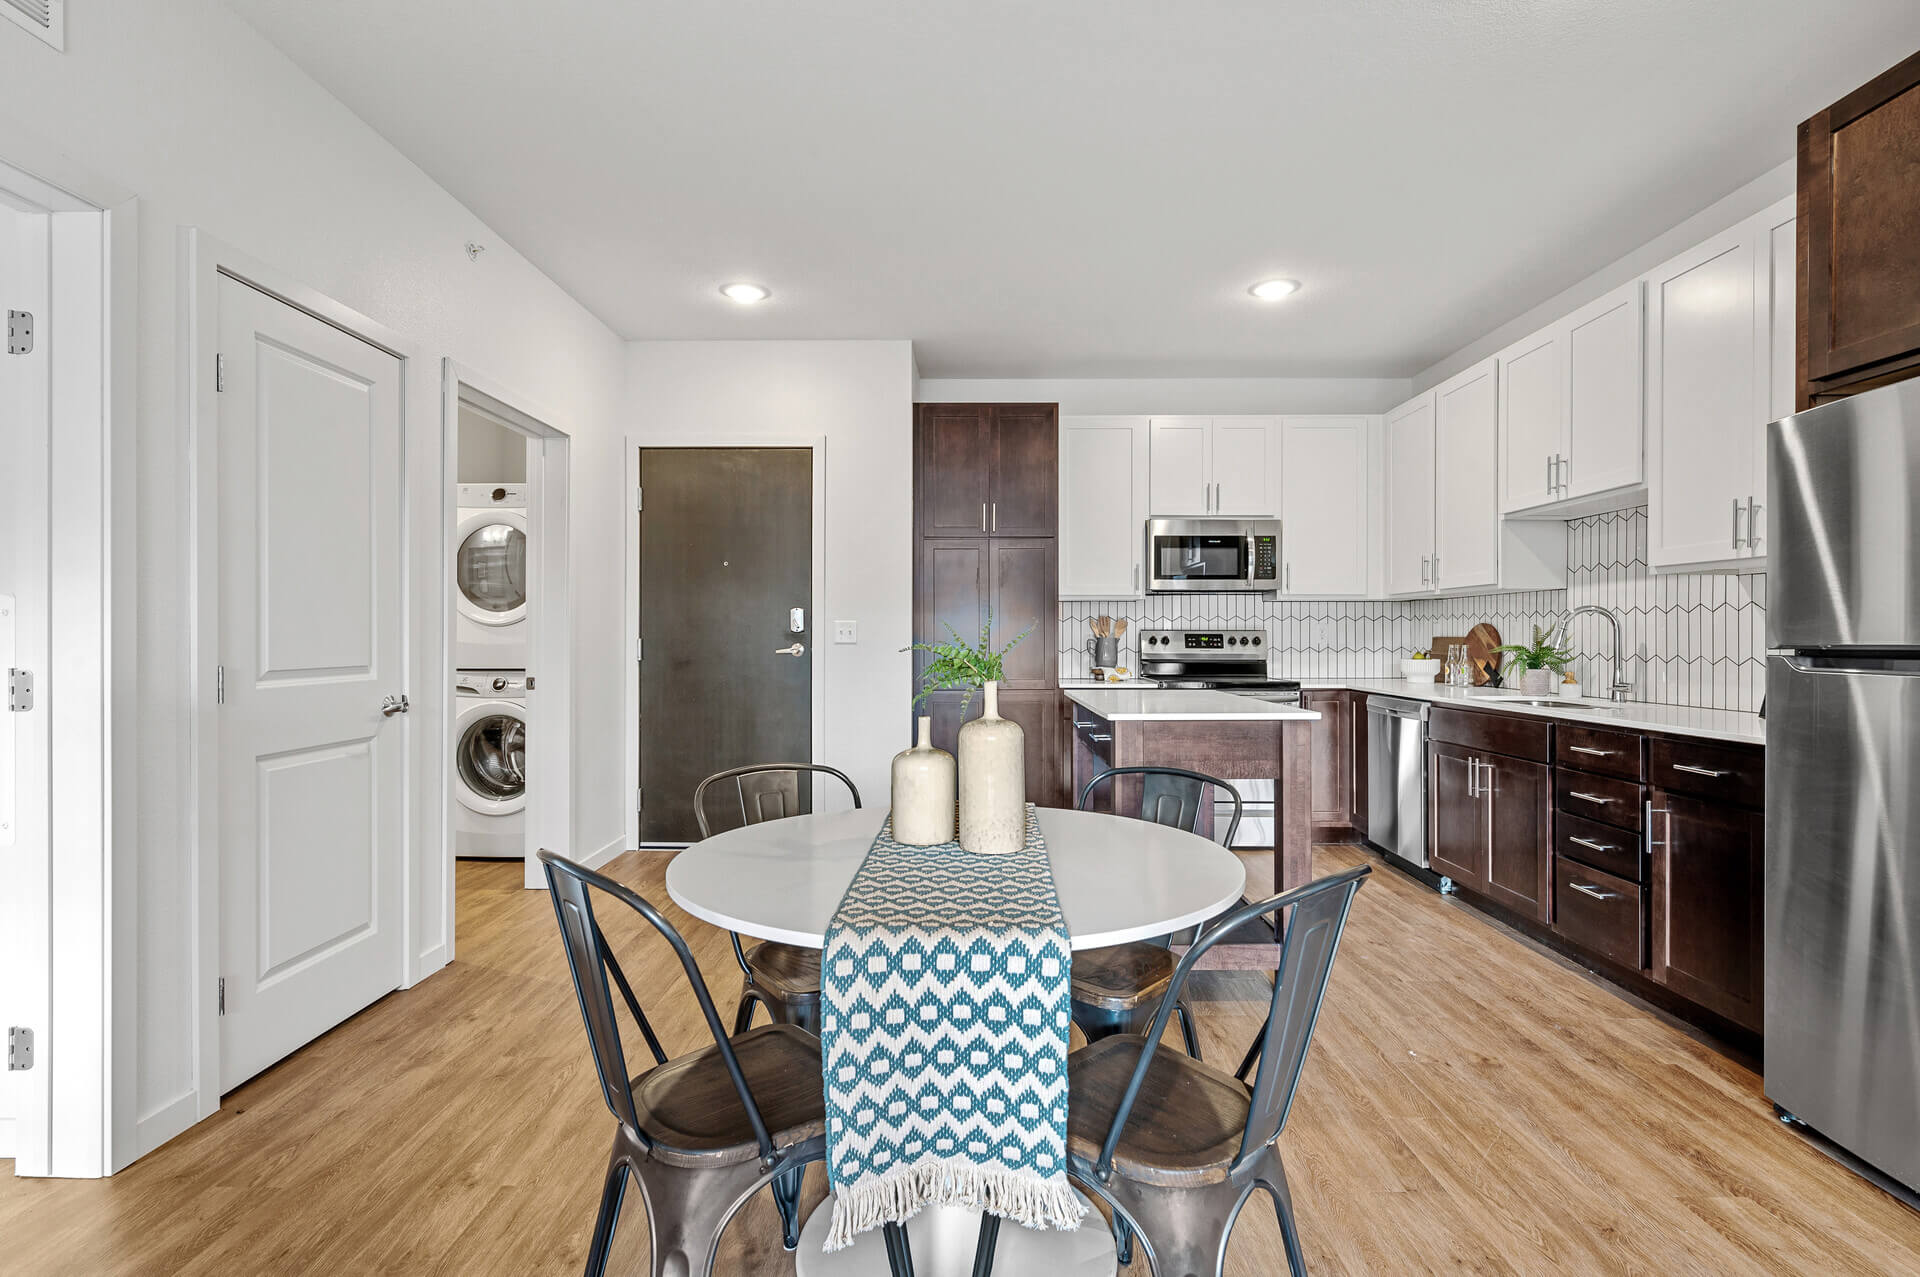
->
720;282;771;304
1248;279;1300;301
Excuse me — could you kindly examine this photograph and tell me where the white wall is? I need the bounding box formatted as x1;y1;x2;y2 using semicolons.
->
0;0;630;1160
624;341;917;806
457;405;529;484
917;376;1407;416
1413;160;1796;391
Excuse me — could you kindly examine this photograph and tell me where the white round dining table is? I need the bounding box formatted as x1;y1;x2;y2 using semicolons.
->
665;805;1247;1277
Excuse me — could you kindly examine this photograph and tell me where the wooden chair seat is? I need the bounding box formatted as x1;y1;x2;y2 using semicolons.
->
1066;1034;1251;1188
742;941;822;998
1070;942;1174;1012
631;1024;827;1168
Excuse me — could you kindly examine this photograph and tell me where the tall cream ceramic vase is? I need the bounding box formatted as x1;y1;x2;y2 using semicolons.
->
958;680;1026;855
890;716;956;846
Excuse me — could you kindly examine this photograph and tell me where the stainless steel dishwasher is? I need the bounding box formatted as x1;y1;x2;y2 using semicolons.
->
1365;694;1430;870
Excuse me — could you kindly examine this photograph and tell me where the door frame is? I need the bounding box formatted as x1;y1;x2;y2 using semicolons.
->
623;433;827;849
0;146;136;1177
442;361;573;896
183;231;439;1146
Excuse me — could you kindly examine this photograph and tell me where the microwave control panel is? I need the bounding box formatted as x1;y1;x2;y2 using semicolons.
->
1253;534;1279;580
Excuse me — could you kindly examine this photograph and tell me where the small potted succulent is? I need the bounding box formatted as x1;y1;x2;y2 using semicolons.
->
1493;624;1576;696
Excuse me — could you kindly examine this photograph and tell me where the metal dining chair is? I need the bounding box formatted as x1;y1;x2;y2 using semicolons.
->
692;762;862;1035
1070;766;1243;1059
1065;865;1370;1277
539;851;827;1274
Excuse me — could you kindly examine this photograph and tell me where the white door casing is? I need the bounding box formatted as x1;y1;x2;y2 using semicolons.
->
1434;358;1500;591
216;276;405;1090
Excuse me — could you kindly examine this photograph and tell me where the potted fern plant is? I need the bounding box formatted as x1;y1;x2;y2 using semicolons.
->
1493;624;1577;695
904;613;1033;854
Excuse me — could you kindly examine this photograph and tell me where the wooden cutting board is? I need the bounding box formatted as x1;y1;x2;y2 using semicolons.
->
1430;635;1467;662
1466;623;1502;686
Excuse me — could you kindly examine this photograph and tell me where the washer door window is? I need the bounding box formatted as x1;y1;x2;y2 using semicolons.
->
456;512;527;627
457;711;526;815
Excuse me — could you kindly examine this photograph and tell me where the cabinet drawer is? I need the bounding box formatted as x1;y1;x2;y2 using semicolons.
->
1554;724;1644;781
1429;706;1552;763
1649;738;1763;807
1554;860;1647;970
1556;770;1644;830
1556;811;1646;883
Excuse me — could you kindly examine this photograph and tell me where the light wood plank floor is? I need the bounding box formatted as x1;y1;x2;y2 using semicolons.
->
4;843;1917;1274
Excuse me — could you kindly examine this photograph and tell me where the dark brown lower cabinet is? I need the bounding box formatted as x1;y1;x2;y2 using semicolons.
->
1428;741;1551;924
1554;859;1646;970
922;688;1061;808
1303;688;1352;831
1650;788;1764;1030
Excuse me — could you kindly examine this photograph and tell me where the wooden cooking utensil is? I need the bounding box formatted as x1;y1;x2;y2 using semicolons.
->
1466;623;1503;686
1114;619;1127;638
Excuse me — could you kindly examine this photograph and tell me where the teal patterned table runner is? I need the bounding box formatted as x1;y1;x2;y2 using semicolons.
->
819;805;1083;1250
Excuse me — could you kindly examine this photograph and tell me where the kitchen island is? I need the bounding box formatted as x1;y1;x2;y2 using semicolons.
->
1063;687;1320;969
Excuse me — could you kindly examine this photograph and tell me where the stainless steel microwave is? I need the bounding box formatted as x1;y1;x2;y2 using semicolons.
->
1145;518;1282;593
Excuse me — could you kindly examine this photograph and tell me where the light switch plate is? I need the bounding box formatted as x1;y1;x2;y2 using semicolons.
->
834;620;858;644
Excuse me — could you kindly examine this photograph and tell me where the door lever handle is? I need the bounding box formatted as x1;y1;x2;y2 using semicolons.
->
775;643;805;657
380;694;410;717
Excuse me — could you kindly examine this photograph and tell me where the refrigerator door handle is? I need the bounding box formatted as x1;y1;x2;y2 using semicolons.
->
1783;653;1920;677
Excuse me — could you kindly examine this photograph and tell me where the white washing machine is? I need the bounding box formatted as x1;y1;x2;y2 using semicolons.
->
456;482;529;671
454;671;527;859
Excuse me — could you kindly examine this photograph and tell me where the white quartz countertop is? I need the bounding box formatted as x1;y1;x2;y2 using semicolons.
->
1060;677;1158;689
1064;687;1321;722
1296;677;1765;745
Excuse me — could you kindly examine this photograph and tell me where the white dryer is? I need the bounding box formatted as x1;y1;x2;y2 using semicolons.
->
455;482;529;671
454;671;527;859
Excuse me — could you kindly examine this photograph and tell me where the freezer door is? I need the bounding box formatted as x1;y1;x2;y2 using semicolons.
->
1764;654;1920;1192
1769;378;1920;649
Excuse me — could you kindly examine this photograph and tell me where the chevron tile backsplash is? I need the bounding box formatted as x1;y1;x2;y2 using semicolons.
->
1059;507;1766;713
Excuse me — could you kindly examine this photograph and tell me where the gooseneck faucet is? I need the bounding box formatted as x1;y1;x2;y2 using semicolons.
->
1566;605;1633;702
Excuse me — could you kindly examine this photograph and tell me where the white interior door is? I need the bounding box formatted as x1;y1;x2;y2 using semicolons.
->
218;275;405;1090
1433;360;1500;591
1384;394;1435;595
1279;417;1368;595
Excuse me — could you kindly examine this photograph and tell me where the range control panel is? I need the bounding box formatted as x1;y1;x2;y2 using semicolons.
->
1139;628;1269;651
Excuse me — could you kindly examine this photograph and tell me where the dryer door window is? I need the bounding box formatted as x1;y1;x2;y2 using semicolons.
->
458;712;526;801
458;522;527;616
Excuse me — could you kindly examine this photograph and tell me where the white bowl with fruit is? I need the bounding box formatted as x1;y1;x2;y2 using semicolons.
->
1400;651;1443;682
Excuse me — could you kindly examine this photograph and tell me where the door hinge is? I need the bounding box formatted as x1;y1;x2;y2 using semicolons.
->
215;353;226;392
218;978;226;1016
216;664;226;705
634;485;643;512
6;668;32;712
636;785;643;812
635;637;643;661
7;1026;31;1070
7;309;32;355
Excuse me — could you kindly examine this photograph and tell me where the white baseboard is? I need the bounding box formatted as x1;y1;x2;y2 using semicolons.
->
579;835;626;871
134;1091;203;1161
0;1115;13;1161
410;943;452;986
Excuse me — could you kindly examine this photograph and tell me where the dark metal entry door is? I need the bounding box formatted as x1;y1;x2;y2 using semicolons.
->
639;448;812;842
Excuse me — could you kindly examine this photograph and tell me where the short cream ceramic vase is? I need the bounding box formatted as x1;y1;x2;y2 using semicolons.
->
957;681;1026;855
890;716;956;845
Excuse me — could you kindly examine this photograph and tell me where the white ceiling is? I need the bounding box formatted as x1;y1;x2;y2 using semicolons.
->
227;1;1920;379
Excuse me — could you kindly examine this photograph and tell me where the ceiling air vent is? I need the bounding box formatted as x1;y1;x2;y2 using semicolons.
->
1;0;63;51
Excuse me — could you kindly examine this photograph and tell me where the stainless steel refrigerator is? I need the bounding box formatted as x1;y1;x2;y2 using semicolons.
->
1766;375;1920;1193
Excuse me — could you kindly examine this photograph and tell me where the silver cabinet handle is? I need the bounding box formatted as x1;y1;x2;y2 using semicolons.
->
991;502;997;532
1649;805;1669;850
1744;496;1760;551
1466;755;1478;798
1420;555;1430;587
1431;554;1440;588
1214;482;1221;512
1569;746;1614;757
1671;763;1728;778
1545;454;1553;495
1569;790;1614;804
981;502;988;532
1558;454;1569;494
1569;836;1615;852
1073;720;1095;729
1284;562;1291;591
1089;733;1112;742
775;643;805;657
1731;498;1742;550
380;693;410;717
1569;881;1621;901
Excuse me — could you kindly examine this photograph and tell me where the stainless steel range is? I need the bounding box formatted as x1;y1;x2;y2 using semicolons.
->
1138;628;1299;847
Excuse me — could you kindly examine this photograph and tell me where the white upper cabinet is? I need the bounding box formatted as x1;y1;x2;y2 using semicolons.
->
1148;416;1276;516
1499;327;1563;513
1384;392;1436;596
1278;416;1371;597
1059;416;1149;598
1498;279;1645;516
1562;280;1645;501
1433;358;1502;590
1647;195;1793;570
